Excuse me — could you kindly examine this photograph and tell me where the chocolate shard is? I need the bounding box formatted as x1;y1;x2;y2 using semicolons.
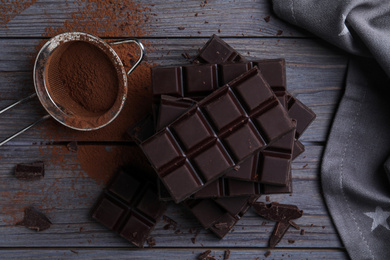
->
16;207;51;231
14;161;45;180
252;202;303;222
252;202;303;248
269;220;290;248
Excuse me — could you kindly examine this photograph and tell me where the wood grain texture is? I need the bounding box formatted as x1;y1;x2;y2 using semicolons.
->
0;0;308;38
0;248;348;260
0;145;342;248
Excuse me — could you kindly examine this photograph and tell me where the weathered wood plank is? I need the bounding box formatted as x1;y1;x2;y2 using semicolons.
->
0;38;347;143
0;144;342;248
0;0;307;38
0;248;348;260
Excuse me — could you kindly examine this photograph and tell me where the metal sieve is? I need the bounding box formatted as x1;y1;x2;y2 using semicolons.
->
0;32;144;146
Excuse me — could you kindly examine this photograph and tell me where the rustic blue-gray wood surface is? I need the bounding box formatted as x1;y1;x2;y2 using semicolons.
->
0;0;349;259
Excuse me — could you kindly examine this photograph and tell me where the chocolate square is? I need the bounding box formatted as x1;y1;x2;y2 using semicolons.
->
142;131;183;170
203;89;245;132
192;142;233;181
171;109;214;152
223;122;265;161
152;67;183;96
183;64;218;95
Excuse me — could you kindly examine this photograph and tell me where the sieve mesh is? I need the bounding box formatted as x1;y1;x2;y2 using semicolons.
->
44;41;121;118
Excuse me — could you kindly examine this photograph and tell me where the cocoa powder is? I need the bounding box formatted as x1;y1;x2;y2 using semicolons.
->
55;41;119;114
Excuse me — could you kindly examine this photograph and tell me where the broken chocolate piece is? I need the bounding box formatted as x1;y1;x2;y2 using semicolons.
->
66;141;78;152
14;161;44;180
16;207;51;231
223;249;231;260
252;202;303;247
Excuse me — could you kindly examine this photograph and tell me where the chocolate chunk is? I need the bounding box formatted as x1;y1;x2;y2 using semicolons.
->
14;161;44;180
16;207;51;231
223;249;231;259
252;202;303;247
66;141;78;152
91;168;167;248
264;250;271;257
264;16;271;23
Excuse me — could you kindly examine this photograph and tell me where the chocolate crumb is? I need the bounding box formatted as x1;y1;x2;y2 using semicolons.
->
264;250;271;257
264;16;271;22
265;196;270;202
218;29;221;33
66;141;78;152
300;229;305;235
288;239;295;244
223;249;231;259
303;163;308;168
181;52;191;60
147;237;156;248
162;215;177;230
79;227;84;232
198;250;212;260
195;13;198;17
322;225;326;229
16;207;51;231
178;26;185;30
70;250;78;254
276;30;283;35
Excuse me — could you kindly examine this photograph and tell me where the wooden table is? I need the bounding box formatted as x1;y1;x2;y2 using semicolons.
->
0;1;349;259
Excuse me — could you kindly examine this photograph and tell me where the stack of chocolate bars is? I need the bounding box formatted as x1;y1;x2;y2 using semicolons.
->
91;35;316;247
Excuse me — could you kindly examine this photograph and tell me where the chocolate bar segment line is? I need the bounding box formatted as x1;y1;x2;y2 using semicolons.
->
139;67;294;203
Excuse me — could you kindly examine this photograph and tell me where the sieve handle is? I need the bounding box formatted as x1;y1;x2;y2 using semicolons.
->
0;114;51;146
0;93;37;115
109;38;145;75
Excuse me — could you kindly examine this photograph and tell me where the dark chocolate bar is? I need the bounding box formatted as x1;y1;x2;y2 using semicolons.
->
193;34;247;64
133;68;294;203
184;195;258;238
156;95;296;187
14;161;45;180
91;169;167;248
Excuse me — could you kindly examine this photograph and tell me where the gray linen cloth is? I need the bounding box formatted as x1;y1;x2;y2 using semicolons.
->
272;1;390;259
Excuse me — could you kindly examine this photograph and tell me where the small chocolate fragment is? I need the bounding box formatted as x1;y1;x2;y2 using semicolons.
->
223;249;231;260
252;202;303;248
198;250;216;260
264;250;271;257
91;168;167;248
14;161;44;180
16;207;51;231
66;141;78;152
146;237;156;248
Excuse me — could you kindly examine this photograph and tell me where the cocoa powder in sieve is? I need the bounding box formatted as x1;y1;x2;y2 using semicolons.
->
56;41;119;114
